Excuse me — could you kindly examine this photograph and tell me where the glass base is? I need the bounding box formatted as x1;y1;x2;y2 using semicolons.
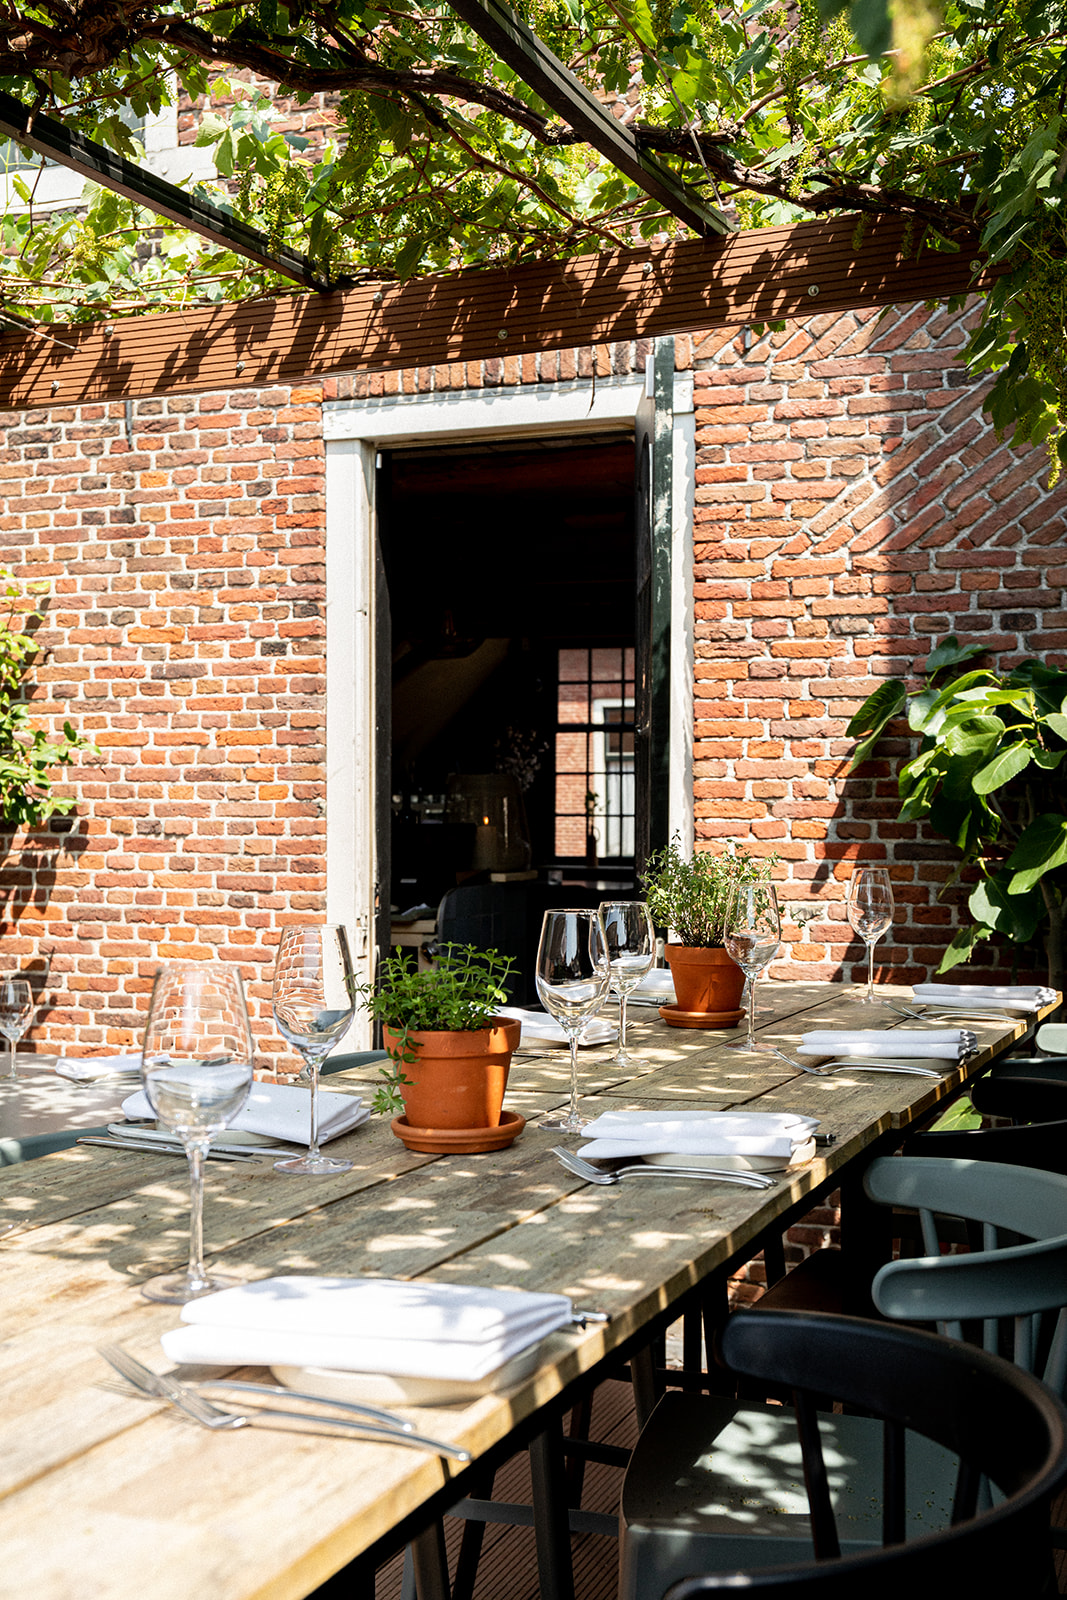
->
140;1269;239;1304
539;1112;590;1133
609;1049;643;1069
274;1152;353;1176
725;1037;767;1053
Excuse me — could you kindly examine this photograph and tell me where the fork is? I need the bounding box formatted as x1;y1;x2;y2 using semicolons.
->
884;1001;1018;1024
767;1046;944;1080
98;1344;471;1460
552;1146;775;1190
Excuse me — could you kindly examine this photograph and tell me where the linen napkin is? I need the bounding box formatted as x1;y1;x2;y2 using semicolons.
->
912;982;1057;1012
798;1028;972;1061
161;1275;574;1381
578;1107;819;1162
497;1006;617;1047
627;969;677;1006
55;1053;143;1084
121;1080;368;1144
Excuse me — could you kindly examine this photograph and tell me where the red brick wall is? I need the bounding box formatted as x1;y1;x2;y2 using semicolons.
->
0;313;1062;1058
0;384;329;1066
690;301;1067;989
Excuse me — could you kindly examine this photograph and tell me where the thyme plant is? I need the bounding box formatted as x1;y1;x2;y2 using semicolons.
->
360;942;517;1115
641;838;777;948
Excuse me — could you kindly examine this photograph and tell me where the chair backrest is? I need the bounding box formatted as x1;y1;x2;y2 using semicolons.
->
665;1307;1067;1599
865;1156;1067;1391
1038;1021;1067;1054
969;1072;1067;1126
0;1126;110;1165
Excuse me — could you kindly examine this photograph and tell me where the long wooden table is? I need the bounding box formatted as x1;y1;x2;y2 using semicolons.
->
0;982;1052;1600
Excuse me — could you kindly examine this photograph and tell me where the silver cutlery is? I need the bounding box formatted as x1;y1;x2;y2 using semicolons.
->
885;1001;1019;1024
106;1124;299;1160
78;1136;263;1163
552;1145;775;1190
767;1046;944;1080
98;1344;471;1461
193;1377;416;1434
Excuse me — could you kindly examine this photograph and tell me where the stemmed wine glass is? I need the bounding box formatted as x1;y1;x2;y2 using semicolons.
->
0;977;33;1080
598;901;654;1068
847;867;895;1003
724;884;782;1052
140;961;254;1303
536;909;610;1134
271;925;355;1175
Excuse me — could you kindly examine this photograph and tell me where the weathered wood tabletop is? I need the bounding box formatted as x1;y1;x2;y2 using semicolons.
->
0;982;1050;1600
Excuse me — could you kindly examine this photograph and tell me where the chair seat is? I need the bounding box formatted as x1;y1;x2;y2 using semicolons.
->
619;1391;959;1599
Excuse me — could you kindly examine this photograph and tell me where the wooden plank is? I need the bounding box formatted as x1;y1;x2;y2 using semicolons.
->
0;214;990;411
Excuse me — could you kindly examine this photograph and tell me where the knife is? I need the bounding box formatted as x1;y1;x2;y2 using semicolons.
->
78;1136;262;1163
106;1124;298;1159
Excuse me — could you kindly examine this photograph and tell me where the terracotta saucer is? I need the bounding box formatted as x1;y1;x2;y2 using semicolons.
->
658;1003;745;1029
391;1109;526;1154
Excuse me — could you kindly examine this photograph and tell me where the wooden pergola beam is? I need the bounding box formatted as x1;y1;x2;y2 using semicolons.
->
0;212;989;410
445;0;732;237
0;91;342;292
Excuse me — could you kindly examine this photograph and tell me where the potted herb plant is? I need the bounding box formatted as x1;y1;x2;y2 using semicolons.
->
641;839;778;1026
360;943;522;1151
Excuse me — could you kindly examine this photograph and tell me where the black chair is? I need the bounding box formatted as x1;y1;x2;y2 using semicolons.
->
621;1308;1067;1600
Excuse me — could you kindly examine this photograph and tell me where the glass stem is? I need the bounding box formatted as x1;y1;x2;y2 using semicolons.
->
304;1050;322;1159
7;1037;14;1081
618;992;628;1054
866;939;876;1002
185;1142;209;1292
746;972;757;1047
566;1028;581;1126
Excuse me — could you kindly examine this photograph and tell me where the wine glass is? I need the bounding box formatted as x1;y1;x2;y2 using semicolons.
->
847;867;895;1003
598;901;654;1068
140;961;254;1303
724;884;782;1052
271;925;355;1175
0;977;32;1080
536;909;610;1134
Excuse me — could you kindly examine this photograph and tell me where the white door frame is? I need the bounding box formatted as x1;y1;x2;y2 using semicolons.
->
323;373;695;1036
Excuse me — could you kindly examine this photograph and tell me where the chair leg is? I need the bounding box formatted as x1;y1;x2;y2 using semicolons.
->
529;1419;577;1600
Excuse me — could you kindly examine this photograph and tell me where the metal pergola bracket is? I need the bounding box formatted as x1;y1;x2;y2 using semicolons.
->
0;90;345;293
447;0;734;237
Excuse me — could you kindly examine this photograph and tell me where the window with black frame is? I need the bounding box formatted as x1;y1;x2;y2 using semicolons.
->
554;646;636;864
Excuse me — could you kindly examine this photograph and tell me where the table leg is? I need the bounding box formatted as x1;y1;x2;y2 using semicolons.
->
529;1419;577;1600
407;1524;451;1600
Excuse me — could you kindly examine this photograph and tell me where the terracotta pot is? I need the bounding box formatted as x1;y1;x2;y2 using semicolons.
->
382;1016;522;1133
663;944;745;1025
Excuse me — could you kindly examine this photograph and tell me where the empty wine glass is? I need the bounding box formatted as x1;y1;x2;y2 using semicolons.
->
0;977;32;1080
724;884;782;1052
536;909;610;1134
598;901;654;1068
848;867;895;1003
140;961;254;1303
271;924;355;1175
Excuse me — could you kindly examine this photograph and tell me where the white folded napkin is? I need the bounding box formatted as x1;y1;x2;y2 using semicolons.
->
55;1053;143;1084
628;970;677;1005
912;983;1057;1012
121;1080;368;1145
497;1006;617;1046
161;1275;574;1381
578;1107;819;1161
799;1028;971;1061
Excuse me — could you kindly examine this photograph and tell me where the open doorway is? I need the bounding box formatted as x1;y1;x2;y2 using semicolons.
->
378;434;638;994
323;362;694;1025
